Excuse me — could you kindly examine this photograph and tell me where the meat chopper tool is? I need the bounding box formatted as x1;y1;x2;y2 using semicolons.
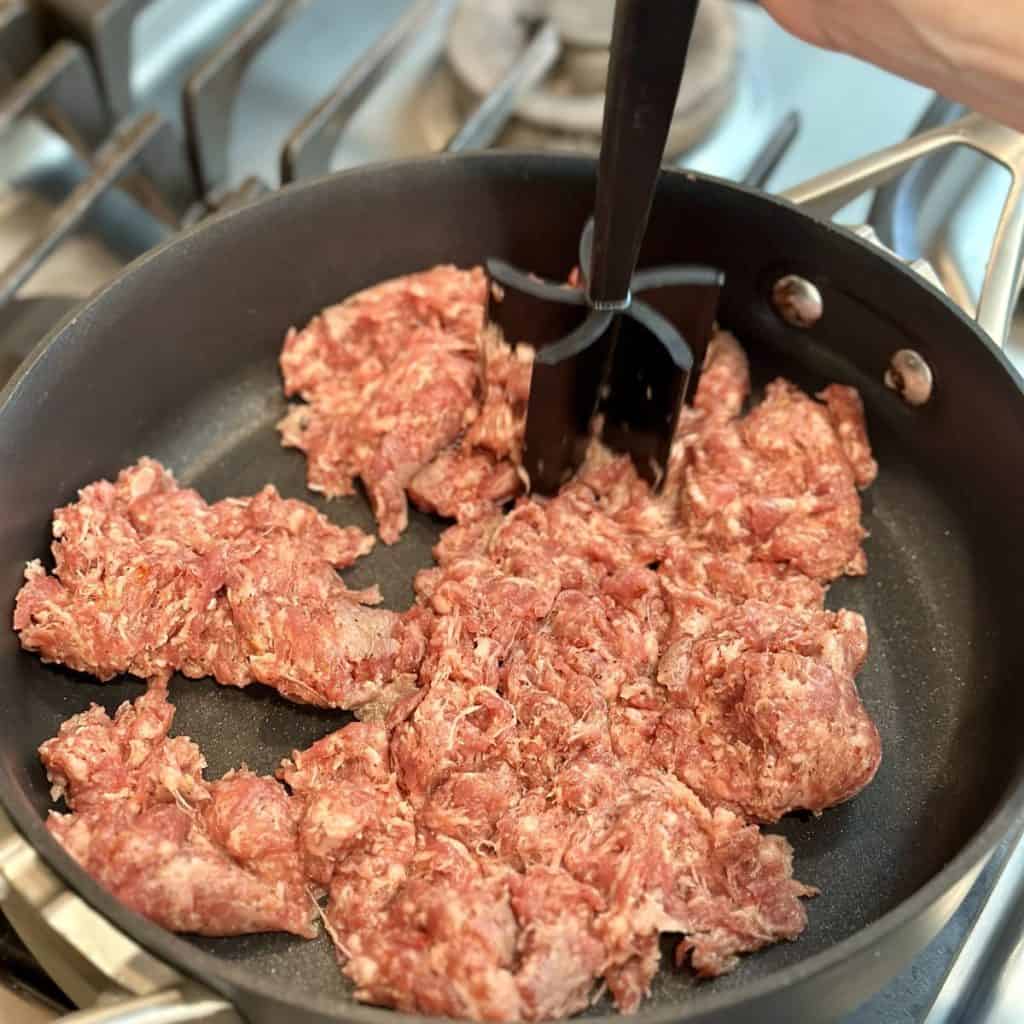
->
486;0;724;493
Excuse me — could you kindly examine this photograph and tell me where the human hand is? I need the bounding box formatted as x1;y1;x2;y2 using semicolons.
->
758;0;1024;132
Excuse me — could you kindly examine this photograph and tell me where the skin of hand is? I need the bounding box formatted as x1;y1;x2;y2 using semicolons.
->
759;0;1024;132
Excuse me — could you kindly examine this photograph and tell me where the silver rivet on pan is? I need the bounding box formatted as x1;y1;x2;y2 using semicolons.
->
885;349;934;405
771;274;823;328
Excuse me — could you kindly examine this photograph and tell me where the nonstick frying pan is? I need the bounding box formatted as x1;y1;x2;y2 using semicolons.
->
0;113;1023;1024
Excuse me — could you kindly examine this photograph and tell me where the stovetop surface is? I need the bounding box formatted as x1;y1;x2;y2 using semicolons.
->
4;1;1019;361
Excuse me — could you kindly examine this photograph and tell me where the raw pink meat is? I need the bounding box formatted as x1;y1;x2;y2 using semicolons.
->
14;458;418;712
41;688;315;938
278;267;488;542
683;378;876;580
26;285;885;1021
279;269;536;542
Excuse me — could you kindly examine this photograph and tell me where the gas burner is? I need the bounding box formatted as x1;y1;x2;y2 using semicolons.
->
420;0;737;154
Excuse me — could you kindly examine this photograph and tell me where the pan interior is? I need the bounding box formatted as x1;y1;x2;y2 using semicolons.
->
0;158;1021;1018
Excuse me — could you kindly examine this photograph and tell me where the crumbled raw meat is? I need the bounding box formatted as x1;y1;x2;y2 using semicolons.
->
41;688;315;938
14;463;221;683
223;529;397;708
341;844;521;1020
278;722;413;890
818;383;879;489
279;268;536;543
48;804;314;937
432;510;505;566
650;601;880;821
300;708;812;1020
276;323;877;1019
562;773;814;988
460;331;533;461
659;538;826;618
38;685;204;813
26;282;884;1022
406;328;534;534
408;449;520;521
13;458;419;712
278;267;488;542
691;330;750;421
509;866;606;1020
683;378;874;580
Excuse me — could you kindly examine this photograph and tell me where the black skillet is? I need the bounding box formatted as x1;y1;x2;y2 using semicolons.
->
0;109;1023;1024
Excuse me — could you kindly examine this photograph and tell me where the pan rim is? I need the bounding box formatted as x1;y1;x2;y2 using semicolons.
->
2;149;1023;1022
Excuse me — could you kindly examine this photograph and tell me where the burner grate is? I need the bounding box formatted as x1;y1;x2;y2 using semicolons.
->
2;0;636;304
38;0;154;119
0;0;197;302
279;0;435;182
183;0;309;196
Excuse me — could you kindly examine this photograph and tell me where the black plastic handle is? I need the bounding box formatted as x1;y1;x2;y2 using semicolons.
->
588;0;699;306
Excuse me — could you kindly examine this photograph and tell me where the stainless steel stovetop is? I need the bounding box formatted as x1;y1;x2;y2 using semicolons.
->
0;2;1022;1021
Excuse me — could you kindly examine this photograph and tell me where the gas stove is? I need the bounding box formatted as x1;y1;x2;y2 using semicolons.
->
0;2;1022;1022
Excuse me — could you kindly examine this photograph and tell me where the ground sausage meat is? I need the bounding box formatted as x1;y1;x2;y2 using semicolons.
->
40;687;315;937
13;458;423;712
683;378;876;580
650;601;880;821
279;268;532;542
24;266;883;1021
278;267;489;543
